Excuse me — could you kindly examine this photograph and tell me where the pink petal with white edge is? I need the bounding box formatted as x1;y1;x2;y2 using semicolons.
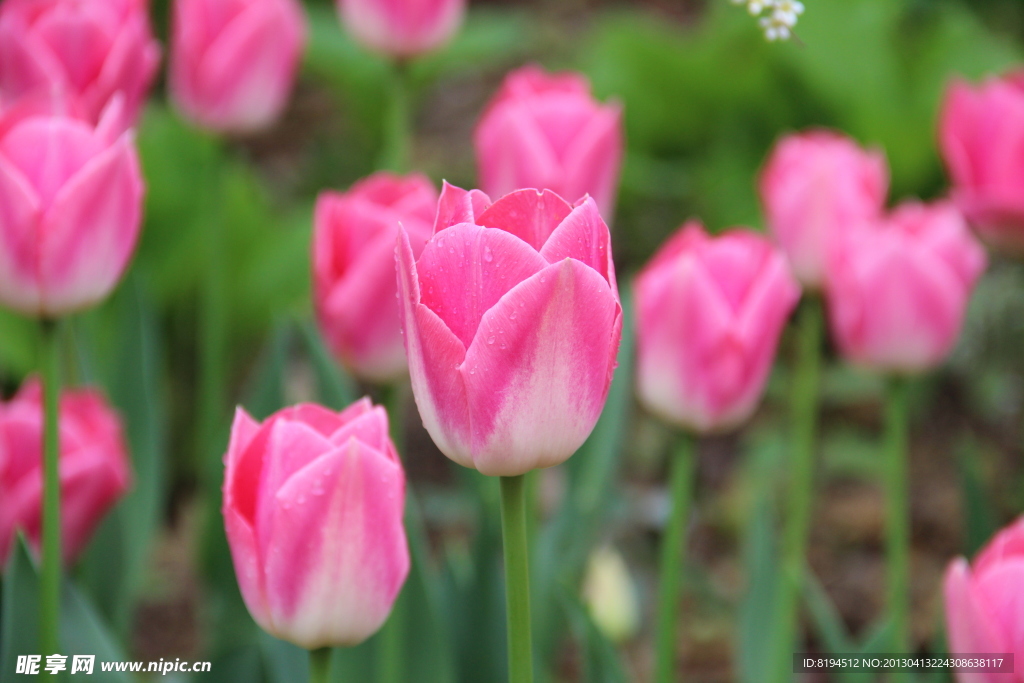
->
0;155;41;313
416;222;548;347
475;188;573;251
40;134;142;315
462;258;620;476
397;229;472;467
539;197;616;290
943;559;1012;683
327;406;394;458
262;438;408;648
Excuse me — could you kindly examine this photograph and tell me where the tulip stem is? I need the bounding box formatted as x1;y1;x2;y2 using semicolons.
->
378;384;405;683
774;297;823;683
380;59;412;173
883;375;911;657
309;647;332;683
500;474;533;683
40;319;62;664
654;433;695;683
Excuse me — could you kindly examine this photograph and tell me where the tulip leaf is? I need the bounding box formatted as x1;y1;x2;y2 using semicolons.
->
802;573;854;654
0;309;38;381
1;535;134;683
559;587;628;683
299;320;358;410
258;632;308;683
77;277;168;639
956;433;998;557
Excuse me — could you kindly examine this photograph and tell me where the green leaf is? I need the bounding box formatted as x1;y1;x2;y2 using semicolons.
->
2;536;134;683
259;632;308;683
298;320;357;410
802;573;854;654
560;588;628;683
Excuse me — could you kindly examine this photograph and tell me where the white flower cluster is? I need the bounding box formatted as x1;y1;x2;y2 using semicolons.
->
732;0;804;41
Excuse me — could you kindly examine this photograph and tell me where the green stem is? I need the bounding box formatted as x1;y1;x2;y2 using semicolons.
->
654;434;696;683
883;376;911;657
40;319;61;666
309;647;333;683
379;60;412;173
500;475;533;683
774;297;823;683
377;383;406;683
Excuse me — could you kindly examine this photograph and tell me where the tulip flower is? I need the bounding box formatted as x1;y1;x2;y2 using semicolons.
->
313;173;437;383
397;183;622;477
759;130;889;288
635;222;800;434
0;0;160;128
0;100;144;317
474;65;624;220
826;201;987;373
939;72;1024;254
0;379;131;566
222;400;409;649
338;0;465;58
169;0;307;133
943;516;1024;683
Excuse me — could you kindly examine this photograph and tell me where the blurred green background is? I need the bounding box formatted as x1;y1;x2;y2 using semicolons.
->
2;0;1024;681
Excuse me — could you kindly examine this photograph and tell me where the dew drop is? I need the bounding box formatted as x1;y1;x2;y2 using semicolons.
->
487;336;495;345
483;247;493;263
510;312;517;320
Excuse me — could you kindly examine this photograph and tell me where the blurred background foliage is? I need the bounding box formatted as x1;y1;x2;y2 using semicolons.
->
2;0;1024;681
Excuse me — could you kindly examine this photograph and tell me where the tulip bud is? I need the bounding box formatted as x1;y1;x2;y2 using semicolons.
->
635;222;800;433
940;72;1024;254
338;0;465;58
397;183;622;476
169;0;307;133
582;546;640;643
0;379;132;566
313;172;438;383
0;0;160;129
943;516;1024;683
759;130;889;288
222;400;409;648
474;65;623;220
825;201;987;374
0;101;144;317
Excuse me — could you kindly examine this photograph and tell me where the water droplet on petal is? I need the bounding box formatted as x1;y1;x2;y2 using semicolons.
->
487;336;495;345
483;247;493;263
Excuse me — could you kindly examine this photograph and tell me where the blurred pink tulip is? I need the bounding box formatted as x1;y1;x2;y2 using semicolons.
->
397;183;622;476
760;130;889;288
474;66;623;220
339;0;465;57
943;516;1024;683
635;222;800;433
170;0;307;133
223;400;409;648
0;379;132;566
940;72;1024;254
0;0;160;128
0;101;144;317
826;201;987;373
313;172;437;382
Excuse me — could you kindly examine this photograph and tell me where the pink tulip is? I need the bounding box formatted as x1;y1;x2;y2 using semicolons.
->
940;72;1024;254
474;65;623;220
826;201;987;373
222;400;408;648
313;172;437;382
759;130;889;288
0;379;132;566
170;0;307;133
0;0;160;128
338;0;465;58
0;101;144;317
635;222;800;433
397;183;622;476
943;516;1024;683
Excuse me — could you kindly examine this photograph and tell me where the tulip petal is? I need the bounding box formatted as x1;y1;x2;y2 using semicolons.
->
475;107;563;207
224;499;271;635
475;188;573;252
327;405;394;460
974;559;1024;676
462;259;620;476
433;181;491;234
0;21;64;100
943;559;1010;683
40;134;142;315
417;222;548;347
539;197;615;288
0;156;41;313
562;103;623;217
262;438;408;649
397;229;472;467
